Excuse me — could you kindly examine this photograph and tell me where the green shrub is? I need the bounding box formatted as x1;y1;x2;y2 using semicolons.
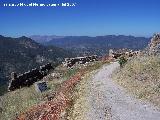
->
118;57;127;67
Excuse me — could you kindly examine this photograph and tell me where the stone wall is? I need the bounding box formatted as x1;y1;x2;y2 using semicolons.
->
8;63;54;91
109;49;141;59
63;55;98;68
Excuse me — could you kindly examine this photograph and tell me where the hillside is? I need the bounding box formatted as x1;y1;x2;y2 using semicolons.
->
67;62;160;120
0;35;73;95
30;35;150;56
1;34;159;119
113;34;160;107
0;60;104;120
113;56;160;107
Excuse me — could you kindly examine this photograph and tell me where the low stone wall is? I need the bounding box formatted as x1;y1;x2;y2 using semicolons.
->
63;55;98;68
8;63;54;91
109;49;141;59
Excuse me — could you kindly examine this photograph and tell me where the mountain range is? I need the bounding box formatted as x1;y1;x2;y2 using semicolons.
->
0;35;151;95
30;35;150;56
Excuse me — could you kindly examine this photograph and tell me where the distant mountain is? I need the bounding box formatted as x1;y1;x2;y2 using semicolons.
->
31;35;150;56
30;35;65;44
0;35;73;95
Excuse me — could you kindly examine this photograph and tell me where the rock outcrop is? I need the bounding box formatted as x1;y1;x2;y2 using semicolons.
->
149;33;160;55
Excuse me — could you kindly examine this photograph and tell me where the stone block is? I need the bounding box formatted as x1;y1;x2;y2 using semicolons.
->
35;81;48;92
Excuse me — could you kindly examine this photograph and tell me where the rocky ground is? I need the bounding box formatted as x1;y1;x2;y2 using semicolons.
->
70;62;160;120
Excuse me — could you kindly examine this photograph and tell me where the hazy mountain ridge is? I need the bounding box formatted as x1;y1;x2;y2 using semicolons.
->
30;35;150;56
0;35;73;95
29;35;65;44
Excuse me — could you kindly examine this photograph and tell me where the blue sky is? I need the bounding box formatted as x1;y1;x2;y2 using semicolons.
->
0;0;160;37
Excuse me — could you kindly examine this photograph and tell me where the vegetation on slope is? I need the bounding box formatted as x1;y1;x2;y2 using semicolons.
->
0;35;73;95
0;72;65;119
113;56;160;107
0;61;104;120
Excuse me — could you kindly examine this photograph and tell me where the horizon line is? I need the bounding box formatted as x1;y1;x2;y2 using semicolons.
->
0;34;153;38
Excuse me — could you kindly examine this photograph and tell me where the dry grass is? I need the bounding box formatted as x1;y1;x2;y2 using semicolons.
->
0;67;77;120
0;61;105;120
66;72;92;120
113;56;160;108
17;73;83;120
0;79;61;120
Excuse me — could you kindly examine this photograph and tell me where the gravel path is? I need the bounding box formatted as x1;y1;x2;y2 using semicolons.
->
84;62;160;120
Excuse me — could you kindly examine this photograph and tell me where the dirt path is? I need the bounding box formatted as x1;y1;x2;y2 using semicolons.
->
72;62;160;120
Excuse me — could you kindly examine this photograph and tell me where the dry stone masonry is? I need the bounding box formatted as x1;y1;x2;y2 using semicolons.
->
8;63;54;91
63;55;98;68
109;48;141;59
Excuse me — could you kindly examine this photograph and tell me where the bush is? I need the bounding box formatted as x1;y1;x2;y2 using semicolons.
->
118;57;127;67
